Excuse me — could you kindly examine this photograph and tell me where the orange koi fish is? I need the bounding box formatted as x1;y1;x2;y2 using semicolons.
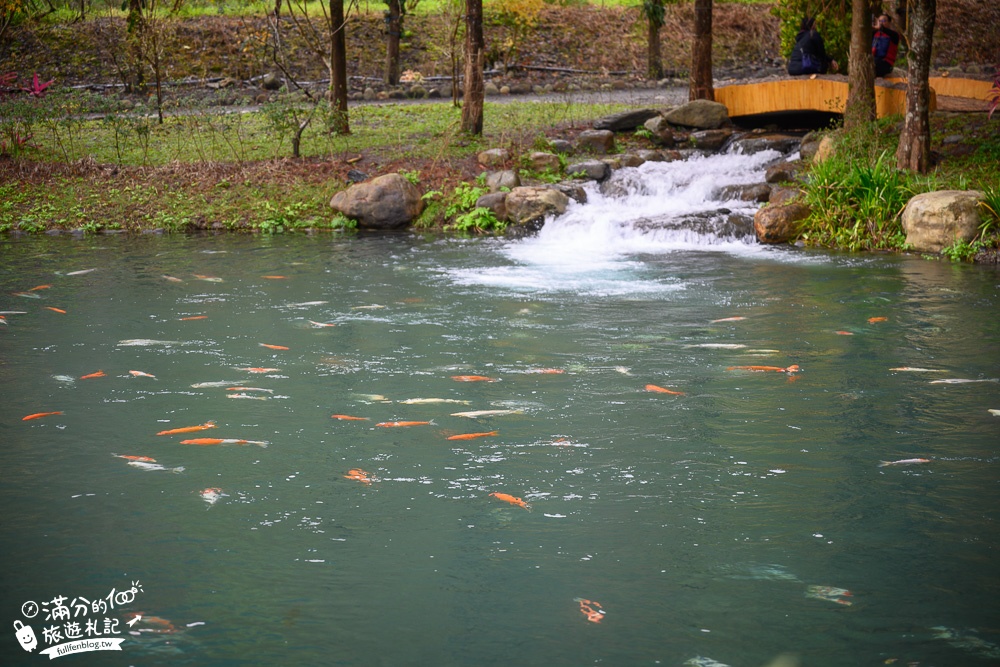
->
490;492;530;510
376;420;432;427
124;613;177;634
331;414;370;421
868;316;888;323
574;598;605;623
711;316;746;323
180;438;269;447
238;367;280;373
22;411;63;421
524;368;566;374
45;307;67;314
447;431;499;441
451;375;498;382
156;421;217;436
835;331;854;336
29;284;52;291
112;454;157;462
192;274;223;282
80;370;106;379
200;487;225;505
180;315;208;321
129;370;156;378
262;275;288;279
344;468;372;485
645;384;685;395
727;364;800;373
259;343;290;350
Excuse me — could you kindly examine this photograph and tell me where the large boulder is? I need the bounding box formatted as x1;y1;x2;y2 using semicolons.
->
329;173;424;230
485;170;520;192
765;161;804;184
689;129;733;151
754;202;811;244
902;190;984;253
812;134;838;164
566;159;611;182
731;133;802;155
478;148;511;168
643;116;675;147
593;109;661;132
505;186;570;226
663;99;730;129
527;152;562;173
475;192;508;221
575;129;616;154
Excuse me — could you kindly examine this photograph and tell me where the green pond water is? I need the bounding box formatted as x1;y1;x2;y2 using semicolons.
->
1;221;999;666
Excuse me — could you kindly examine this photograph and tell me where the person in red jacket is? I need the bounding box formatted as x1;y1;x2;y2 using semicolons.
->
872;13;900;78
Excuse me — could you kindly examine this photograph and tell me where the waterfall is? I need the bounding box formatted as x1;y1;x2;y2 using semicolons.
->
449;148;791;296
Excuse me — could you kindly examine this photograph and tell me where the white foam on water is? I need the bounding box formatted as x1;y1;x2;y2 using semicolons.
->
448;149;806;295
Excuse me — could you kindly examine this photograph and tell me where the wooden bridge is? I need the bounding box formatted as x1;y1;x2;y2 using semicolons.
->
714;75;992;118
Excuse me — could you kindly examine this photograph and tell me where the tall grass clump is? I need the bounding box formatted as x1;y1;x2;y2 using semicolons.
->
799;120;918;251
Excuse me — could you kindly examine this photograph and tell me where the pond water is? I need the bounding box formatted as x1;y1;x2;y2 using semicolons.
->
2;153;999;667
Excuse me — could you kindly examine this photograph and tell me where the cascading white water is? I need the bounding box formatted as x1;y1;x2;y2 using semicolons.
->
451;148;792;295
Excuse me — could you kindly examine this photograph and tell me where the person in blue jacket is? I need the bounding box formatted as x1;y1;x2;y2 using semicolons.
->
872;13;901;77
787;16;839;75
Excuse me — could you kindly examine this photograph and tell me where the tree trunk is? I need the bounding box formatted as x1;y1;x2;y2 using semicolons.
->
646;0;664;81
689;0;713;101
896;0;935;173
126;0;145;94
384;0;402;86
461;0;484;135
329;0;350;135
844;0;875;129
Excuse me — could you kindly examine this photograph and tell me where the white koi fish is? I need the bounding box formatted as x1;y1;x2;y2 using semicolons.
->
308;320;337;328
226;387;274;393
685;658;732;667
352;304;386;310
199;487;226;506
127;461;185;473
685;343;747;349
614;366;633;376
878;458;930;467
282;301;328;308
889;367;945;372
162;275;184;283
117;339;189;347
227;393;270;400
191;380;242;388
929;378;1000;384
65;268;97;276
989;409;1000;417
451;409;524;418
399;398;472;405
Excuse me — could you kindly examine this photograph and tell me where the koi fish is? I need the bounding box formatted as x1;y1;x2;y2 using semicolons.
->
646;384;685;395
22;411;63;421
684;657;731;667
283;301;328;308
878;458;930;467
889;367;944;372
308;320;337;327
179;438;269;447
929;378;1000;384
125;613;177;634
727;365;800;373
399;398;471;405
45;307;67;314
52;375;75;384
451;409;523;418
162;275;184;283
227;393;269;400
29;284;51;291
344;468;372;485
0;316;6;324
490;492;530;510
12;291;41;299
191;380;241;388
129;370;156;378
685;343;747;349
331;414;369;421
199;487;226;505
352;304;385;310
989;409;1000;417
127;461;185;473
180;315;207;321
237;367;280;373
262;275;288;279
804;585;853;606
447;431;499;441
523;368;566;374
614;366;633;375
65;268;97;276
451;375;498;382
156;421;217;436
835;331;854;336
112;454;157;462
192;274;223;282
259;343;289;350
376;420;432;427
227;387;273;393
117;339;187;346
868;316;888;323
711;316;746;323
0;310;27;314
574;598;605;623
80;370;106;379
